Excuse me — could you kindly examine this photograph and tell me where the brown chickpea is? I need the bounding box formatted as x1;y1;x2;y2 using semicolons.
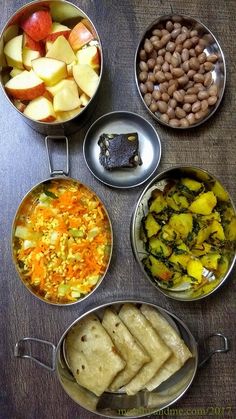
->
161;33;171;46
190;30;198;37
193;73;205;83
139;71;148;82
152;29;162;37
186;112;196;125
145;81;154;92
147;58;156;70
192;101;201;113
184;94;198;104
152;89;162;101
183;39;193;49
198;90;209;100
173;90;184;103
144;93;152;106
191;36;199;46
175;44;183;53
149;102;158;112
165;72;173;81
189;57;200;70
169;118;180;127
171;28;181;39
158;101;168;113
154;64;161;72
208;84;218;96
144;39;153;53
153;40;163;50
140;83;148;94
155;71;166;83
159;81;169;93
183;102;192;112
162;61;170;72
204;72;212;88
206;54;218;63
166;20;174;32
208;96;218;105
158;48;166;56
201;99;209;112
166;41;176;52
175;107;186;118
169;98;177;109
189;48;196;57
156;55;164;65
150;35;159;43
204;61;214;71
160;113;170;123
198;52;207;64
167;107;176;119
182;48;190;62
161;29;170;36
195;109;208;120
139;61;148;71
178;75;189;86
162;92;170;102
180;118;190;127
195;44;204;55
174;22;181;29
139;49;147;60
147;72;155;82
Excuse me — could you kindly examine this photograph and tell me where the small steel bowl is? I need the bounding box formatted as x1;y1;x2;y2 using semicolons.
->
0;0;103;135
131;166;236;301
135;15;226;129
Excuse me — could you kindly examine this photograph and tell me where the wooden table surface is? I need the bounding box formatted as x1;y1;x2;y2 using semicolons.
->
1;1;235;418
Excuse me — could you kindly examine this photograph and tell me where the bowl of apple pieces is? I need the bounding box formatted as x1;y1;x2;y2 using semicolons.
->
0;1;102;131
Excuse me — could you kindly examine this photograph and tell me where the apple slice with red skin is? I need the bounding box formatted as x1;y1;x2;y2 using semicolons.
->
68;22;94;51
23;96;56;122
76;45;100;71
23;33;45;55
46;22;71;42
5;70;45;101
20;9;52;42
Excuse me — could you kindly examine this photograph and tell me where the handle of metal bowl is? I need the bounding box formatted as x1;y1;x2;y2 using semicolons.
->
14;337;56;372
198;333;229;368
45;135;69;176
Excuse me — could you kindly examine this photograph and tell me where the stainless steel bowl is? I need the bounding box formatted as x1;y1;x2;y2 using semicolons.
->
131;166;236;301
11;136;113;306
14;300;229;417
0;0;103;135
135;15;226;129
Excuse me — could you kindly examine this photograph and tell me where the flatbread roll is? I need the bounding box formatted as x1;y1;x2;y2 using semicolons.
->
102;308;150;391
140;305;192;391
65;314;126;397
119;304;172;395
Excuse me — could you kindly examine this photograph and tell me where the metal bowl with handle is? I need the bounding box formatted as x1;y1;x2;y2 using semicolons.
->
11;136;113;305
14;300;229;418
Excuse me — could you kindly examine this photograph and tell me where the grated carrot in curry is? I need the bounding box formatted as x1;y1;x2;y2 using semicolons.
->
14;179;112;304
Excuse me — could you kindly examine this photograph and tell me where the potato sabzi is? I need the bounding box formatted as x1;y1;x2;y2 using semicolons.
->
141;176;236;297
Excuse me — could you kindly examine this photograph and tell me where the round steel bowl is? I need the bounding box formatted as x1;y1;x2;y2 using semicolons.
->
11;175;113;306
131;166;236;301
0;0;103;135
135;15;226;129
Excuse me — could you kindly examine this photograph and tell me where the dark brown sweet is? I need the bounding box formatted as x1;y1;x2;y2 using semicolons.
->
98;133;142;170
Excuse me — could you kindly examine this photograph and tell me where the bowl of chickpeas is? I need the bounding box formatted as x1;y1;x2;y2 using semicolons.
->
135;15;226;128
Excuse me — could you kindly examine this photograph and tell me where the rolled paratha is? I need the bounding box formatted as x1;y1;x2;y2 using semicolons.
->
118;304;171;395
141;305;192;391
65;314;126;396
102;308;150;391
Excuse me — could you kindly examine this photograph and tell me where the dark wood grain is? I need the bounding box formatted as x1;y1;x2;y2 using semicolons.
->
0;1;236;418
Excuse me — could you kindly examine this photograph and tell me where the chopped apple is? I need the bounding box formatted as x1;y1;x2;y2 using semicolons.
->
46;22;71;42
23;48;41;70
50;3;80;22
3;24;19;43
24;96;56;122
45;40;53;52
5;70;45;100
4;34;23;69
32;57;67;86
76;45;100;71
46;35;76;64
73;64;99;97
42;90;53;102
68;22;94;51
10;67;24;78
23;33;45;55
80;92;90;107
46;78;78;96
20;9;52;42
12;99;26;112
80;18;97;39
56;106;82;122
67;60;77;76
53;82;81;112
